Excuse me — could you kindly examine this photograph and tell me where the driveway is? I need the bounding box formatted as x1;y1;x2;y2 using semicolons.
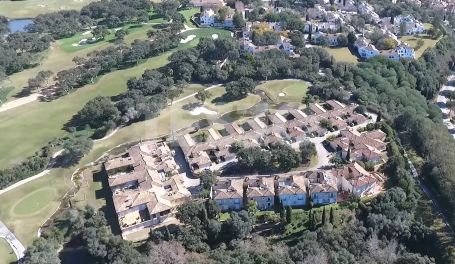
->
0;220;25;261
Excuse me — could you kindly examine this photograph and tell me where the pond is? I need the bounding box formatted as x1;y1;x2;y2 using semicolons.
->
7;19;33;33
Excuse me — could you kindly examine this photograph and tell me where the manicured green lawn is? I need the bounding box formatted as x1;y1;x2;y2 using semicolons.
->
0;0;99;19
0;168;73;246
0;238;16;264
323;47;359;64
256;79;310;105
4;9;196;100
399;34;441;59
0;28;231;169
12;188;57;216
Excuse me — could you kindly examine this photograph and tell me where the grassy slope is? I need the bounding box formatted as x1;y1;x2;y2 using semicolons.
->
0;238;16;264
5;23;159;101
399;35;441;59
0;168;72;246
0;0;99;19
0;28;229;169
323;47;359;64
256;79;310;105
4;9;199;101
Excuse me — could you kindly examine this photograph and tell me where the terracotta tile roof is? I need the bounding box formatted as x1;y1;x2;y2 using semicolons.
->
212;178;244;199
105;156;134;171
225;122;245;135
326;100;345;110
275;174;308;195
288;109;307;119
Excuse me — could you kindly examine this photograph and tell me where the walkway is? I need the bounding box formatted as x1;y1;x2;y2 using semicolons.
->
436;74;455;138
0;93;40;113
0;220;25;261
0;149;63;196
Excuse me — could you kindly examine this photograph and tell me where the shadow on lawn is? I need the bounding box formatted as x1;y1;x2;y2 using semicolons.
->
93;170;122;236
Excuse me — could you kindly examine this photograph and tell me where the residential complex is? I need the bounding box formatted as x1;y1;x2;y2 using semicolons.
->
104;141;191;237
178;100;369;173
211;161;385;210
193;0;428;61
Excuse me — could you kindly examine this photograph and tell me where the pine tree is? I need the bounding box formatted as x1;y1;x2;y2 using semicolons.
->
376;111;382;123
322;206;327;225
286;206;292;223
329;207;335;225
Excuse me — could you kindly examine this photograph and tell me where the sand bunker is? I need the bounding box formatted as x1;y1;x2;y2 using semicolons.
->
278;92;286;97
180;35;196;44
190;106;218;116
82;30;91;35
212;34;219;39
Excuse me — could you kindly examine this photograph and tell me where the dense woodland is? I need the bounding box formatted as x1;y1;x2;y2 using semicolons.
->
3;0;455;263
24;130;448;263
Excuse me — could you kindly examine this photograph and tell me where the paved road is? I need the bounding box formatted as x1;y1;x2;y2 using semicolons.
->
0;220;25;261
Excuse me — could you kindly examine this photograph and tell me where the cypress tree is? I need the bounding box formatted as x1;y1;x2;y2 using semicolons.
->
322;206;327;225
286;206;292;223
280;207;286;224
274;196;281;213
329;207;335;225
311;212;316;230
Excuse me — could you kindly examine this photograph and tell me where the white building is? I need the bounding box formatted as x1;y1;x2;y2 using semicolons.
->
357;2;380;23
331;162;380;197
199;7;234;28
394;15;425;35
354;37;380;59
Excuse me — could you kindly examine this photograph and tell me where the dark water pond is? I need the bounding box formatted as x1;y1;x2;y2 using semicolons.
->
7;19;33;33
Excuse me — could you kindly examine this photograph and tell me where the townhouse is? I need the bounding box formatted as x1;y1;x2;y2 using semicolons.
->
178;101;370;173
329;128;387;164
305;171;338;205
104;141;191;237
275;174;309;206
331;162;385;197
